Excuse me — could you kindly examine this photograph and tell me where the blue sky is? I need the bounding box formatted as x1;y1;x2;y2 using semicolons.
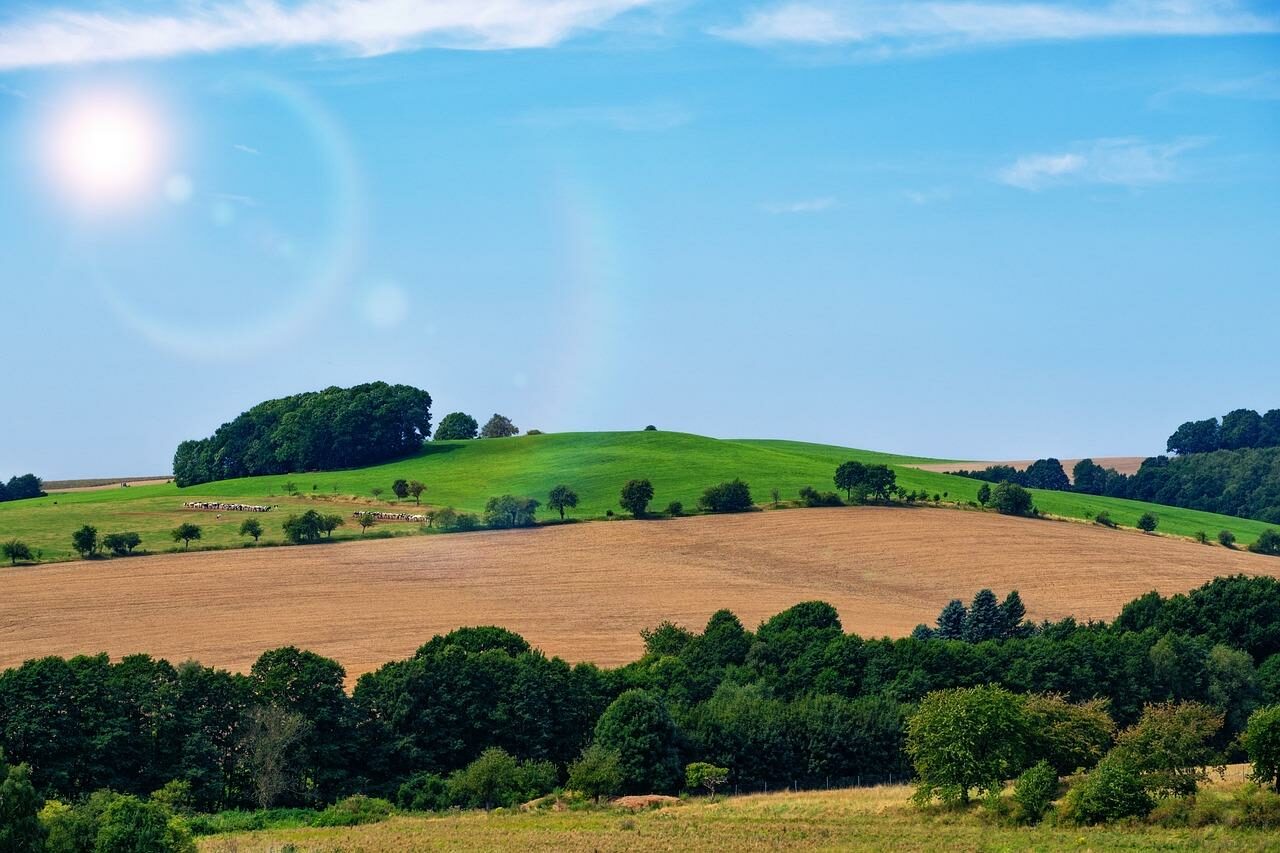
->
0;0;1277;478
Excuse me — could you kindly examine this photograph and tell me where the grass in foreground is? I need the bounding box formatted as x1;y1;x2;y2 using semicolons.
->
199;780;1280;852
1;431;1274;562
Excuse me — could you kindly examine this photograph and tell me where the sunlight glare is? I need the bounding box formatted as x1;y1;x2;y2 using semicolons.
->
46;90;165;206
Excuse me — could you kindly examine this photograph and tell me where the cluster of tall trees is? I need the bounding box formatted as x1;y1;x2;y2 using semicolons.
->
172;383;433;487
4;575;1279;815
432;412;518;441
0;474;45;503
1167;408;1280;455
959;451;1280;526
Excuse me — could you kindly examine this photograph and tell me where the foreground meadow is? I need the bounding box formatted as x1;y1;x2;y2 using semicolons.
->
200;778;1280;852
2;506;1276;682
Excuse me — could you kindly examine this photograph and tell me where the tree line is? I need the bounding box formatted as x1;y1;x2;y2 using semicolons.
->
172;383;433;487
1166;407;1280;455
3;574;1280;826
0;474;45;503
957;450;1280;528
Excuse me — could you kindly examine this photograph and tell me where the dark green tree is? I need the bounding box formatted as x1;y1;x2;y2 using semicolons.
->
698;479;753;513
976;483;991;506
567;744;623;802
0;759;45;853
282;510;325;544
407;481;426;505
2;540;32;566
392;479;409;499
620;479;655;518
593;690;682;793
936;599;967;640
480;414;518;438
71;524;99;557
239;518;263;542
1243;705;1280;791
483;495;540;528
964;589;1002;643
833;461;867;502
170;523;202;549
1136;512;1159;533
906;685;1031;805
547;485;579;520
434;412;479;440
999;590;1029;639
1249;529;1280;556
990;482;1034;516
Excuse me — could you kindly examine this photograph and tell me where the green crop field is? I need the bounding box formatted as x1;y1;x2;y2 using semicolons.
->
1;430;1274;563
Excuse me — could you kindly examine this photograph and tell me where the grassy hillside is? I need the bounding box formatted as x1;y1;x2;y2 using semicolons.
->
1;430;1274;562
198;778;1275;852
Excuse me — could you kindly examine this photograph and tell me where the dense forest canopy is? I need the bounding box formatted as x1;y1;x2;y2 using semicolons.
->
173;383;432;487
2;575;1279;812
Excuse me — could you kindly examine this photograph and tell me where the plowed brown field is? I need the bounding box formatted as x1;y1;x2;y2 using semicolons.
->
2;506;1274;684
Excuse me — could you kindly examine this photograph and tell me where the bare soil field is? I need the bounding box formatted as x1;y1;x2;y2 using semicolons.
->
0;506;1273;684
43;477;171;493
912;456;1148;481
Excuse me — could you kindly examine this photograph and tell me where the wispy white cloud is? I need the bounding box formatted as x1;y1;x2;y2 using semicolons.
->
0;0;653;70
1155;69;1280;103
998;138;1206;190
715;1;1279;55
515;101;693;132
233;143;261;155
761;196;839;213
904;186;952;205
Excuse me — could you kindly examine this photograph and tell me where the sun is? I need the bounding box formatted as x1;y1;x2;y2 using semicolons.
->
45;90;166;205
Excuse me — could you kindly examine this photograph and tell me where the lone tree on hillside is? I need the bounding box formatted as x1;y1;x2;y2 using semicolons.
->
620;479;655;518
171;523;202;549
72;524;99;558
319;514;345;539
834;461;868;502
976;483;991;506
3;539;33;566
1137;512;1160;534
484;495;540;529
1218;530;1237;548
239;518;263;542
990;482;1035;517
480;414;518;438
547;485;579;520
407;480;426;505
698;479;753;513
434;412;479;440
1249;529;1280;556
356;512;377;534
392;478;409;499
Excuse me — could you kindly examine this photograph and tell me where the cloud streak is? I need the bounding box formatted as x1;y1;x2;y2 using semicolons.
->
998;138;1205;190
761;196;839;213
0;0;653;70
716;0;1279;54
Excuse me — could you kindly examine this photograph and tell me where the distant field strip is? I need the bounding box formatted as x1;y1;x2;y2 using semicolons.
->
1;432;1273;562
1;507;1273;684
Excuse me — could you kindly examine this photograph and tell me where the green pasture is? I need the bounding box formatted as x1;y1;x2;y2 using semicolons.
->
0;430;1274;563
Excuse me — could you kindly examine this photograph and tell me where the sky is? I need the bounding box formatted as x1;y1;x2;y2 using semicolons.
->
0;0;1277;479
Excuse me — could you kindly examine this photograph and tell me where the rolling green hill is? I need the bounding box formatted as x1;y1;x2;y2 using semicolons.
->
1;430;1275;562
